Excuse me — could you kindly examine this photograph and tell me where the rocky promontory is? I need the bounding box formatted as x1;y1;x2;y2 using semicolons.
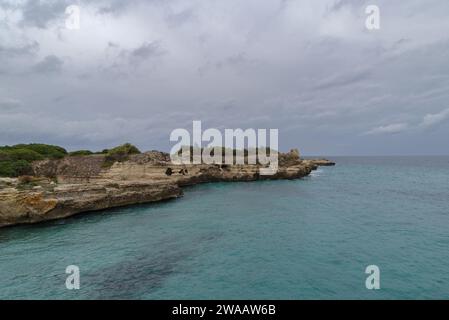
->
0;149;334;228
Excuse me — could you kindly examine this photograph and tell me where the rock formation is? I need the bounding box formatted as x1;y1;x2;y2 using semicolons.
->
0;149;335;228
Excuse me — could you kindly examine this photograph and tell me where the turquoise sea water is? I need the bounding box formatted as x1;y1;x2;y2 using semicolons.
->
1;156;449;299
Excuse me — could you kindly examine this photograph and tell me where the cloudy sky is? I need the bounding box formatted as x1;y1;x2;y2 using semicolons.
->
0;0;448;155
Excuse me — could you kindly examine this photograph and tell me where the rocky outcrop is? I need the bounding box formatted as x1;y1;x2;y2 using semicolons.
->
307;159;336;166
0;149;334;228
31;155;106;183
0;181;181;228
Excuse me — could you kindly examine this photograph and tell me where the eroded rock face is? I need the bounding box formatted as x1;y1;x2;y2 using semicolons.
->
0;190;58;226
0;181;182;228
32;155;106;183
0;150;334;227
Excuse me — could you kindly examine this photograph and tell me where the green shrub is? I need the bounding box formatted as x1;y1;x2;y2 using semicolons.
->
0;143;142;176
108;143;141;156
11;144;67;159
68;150;93;157
0;148;44;162
0;160;33;177
103;143;141;167
0;143;67;177
0;161;14;177
0;151;10;162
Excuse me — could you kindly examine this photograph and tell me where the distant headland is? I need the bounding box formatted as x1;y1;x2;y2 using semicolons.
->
0;143;334;228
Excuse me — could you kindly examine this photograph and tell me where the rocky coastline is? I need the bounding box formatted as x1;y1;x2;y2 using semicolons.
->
0;149;334;228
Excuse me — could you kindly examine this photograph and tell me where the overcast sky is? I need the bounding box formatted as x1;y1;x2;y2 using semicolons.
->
1;0;448;155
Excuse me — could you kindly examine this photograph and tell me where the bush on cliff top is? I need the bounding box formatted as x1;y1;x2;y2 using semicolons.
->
0;143;142;176
0;148;44;162
0;143;67;177
68;150;94;157
103;143;141;167
10;144;67;159
0;160;33;177
107;143;141;156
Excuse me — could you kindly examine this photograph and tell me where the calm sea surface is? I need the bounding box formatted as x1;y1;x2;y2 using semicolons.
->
1;156;449;299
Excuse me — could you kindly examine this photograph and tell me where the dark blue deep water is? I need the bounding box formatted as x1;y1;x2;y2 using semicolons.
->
1;157;449;299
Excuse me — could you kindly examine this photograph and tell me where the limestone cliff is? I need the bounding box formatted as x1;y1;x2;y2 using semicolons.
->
0;149;334;228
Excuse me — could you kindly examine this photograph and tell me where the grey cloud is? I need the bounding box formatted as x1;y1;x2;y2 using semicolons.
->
1;0;449;155
130;42;165;62
215;52;251;69
97;2;130;15
420;108;449;128
364;107;449;136
313;69;372;91
20;0;71;29
0;110;181;151
329;0;371;12
0;98;22;111
165;7;196;28
99;41;166;75
0;41;39;58
0;41;40;74
32;55;64;74
3;0;143;29
96;0;150;15
365;123;409;135
278;0;292;10
197;52;253;77
107;41;120;48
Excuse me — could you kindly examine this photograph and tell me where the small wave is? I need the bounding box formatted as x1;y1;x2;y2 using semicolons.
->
309;169;324;177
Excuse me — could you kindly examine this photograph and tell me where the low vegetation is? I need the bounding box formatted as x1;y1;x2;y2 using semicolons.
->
11;144;67;159
103;143;141;167
0;143;142;177
68;150;94;157
0;144;68;177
